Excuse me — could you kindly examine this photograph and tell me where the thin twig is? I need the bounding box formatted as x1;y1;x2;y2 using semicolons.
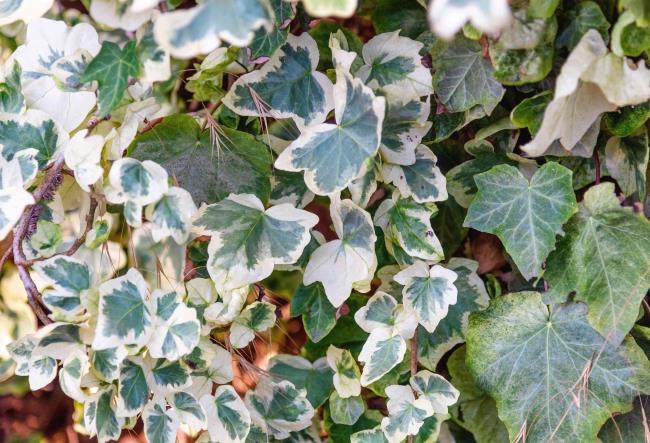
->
594;149;601;185
0;247;12;273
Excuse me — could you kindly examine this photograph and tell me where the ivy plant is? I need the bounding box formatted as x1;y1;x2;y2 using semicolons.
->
2;0;650;442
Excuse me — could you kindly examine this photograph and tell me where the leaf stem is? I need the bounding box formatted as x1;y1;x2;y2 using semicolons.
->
594;149;601;185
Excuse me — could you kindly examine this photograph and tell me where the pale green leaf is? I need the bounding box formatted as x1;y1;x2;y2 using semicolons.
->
383;145;447;204
466;292;650;443
143;402;179;443
329;392;365;425
409;370;458;414
327;345;361;398
604;129;649;197
545;182;650;345
268;354;333;408
381;384;433;443
464;162;577;280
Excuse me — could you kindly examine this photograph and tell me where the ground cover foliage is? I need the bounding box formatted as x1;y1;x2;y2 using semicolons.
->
1;0;650;442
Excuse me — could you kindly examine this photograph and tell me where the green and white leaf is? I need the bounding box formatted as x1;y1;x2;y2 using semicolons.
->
0;62;25;113
105;158;169;227
351;427;389;443
275;69;385;195
59;350;89;402
90;347;127;382
290;282;337;343
143;402;179;443
604;129;649;197
86;388;123;443
245;378;315;439
303;196;377;307
431;35;505;114
268;354;333;408
466;292;650;443
193;193;318;292
383;145;447;204
145;187;198;244
327;345;361;398
0;0;53;26
148;290;200;360
417;258;489;370
381;384;434;443
394;261;458;333
170;392;206;431
0;151;36;240
224;33;333;126
374;196;444;265
357;31;433;98
9;19;100;131
0;110;68;167
200;385;251;443
154;0;273;58
93;268;153;350
203;287;248;328
428;0;511;39
117;358;150;416
229;301;276;348
329;391;365;425
545;182;650;345
147;358;191;397
410;370;458;414
464;162;577;280
379;96;431;166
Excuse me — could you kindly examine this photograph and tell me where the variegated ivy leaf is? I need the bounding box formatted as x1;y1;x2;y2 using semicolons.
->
147;358;191;396
148;290;200;360
193;193;318;292
545;183;650;346
0;110;68;167
270;170;315;209
0;0;53;25
351;427;389;443
464;162;577;280
383;145;447;204
428;0;511;39
90;347;127;382
355;292;417;386
0;152;36;240
245;378;315;439
327;345;361;398
357;31;433;98
0;62;24;113
200;386;252;443
303;196;377;307
417;258;489;370
374;196;444;265
184;339;234;392
143;402;179;443
302;0;357;17
117;358;150;416
154;0;273;58
29;355;58;390
86;388;123;443
31;322;83;360
431;35;505;115
203;287;249;328
93;268;153;350
381;384;434;443
275;69;385;195
224;33;334;126
349;158;380;208
8;19;100;131
106;158;169;227
170;392;206;431
379;96;431;166
34;255;91;317
466;292;650;443
89;0;157;32
394;261;458;333
59;351;88;402
229;301;276;348
410;370;459;414
64;130;104;192
268;354;333;408
604;129;649;197
145;187;198;244
523;30;650;157
8;332;65;390
329;391;365;425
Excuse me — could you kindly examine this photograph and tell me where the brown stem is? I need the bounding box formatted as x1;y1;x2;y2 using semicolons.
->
12;155;66;324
